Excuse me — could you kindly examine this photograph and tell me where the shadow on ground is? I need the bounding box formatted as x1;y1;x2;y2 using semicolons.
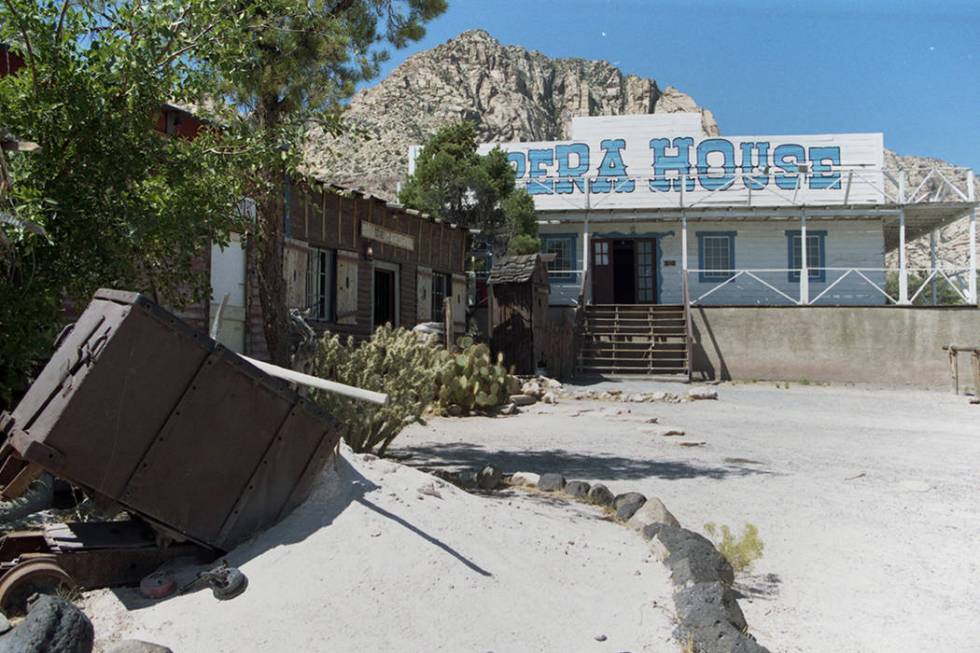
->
400;442;771;482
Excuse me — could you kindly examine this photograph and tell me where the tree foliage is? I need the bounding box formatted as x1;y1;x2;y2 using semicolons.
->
0;0;445;403
399;121;540;253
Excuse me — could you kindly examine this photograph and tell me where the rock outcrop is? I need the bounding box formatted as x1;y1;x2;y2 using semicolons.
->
303;29;717;199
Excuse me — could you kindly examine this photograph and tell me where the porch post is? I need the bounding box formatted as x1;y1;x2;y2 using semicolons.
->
899;208;909;305
799;211;809;305
969;206;977;306
681;215;689;303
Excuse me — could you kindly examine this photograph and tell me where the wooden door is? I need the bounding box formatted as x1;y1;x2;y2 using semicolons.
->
635;238;657;304
591;239;614;304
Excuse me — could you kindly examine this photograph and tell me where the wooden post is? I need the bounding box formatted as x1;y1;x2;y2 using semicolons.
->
800;211;809;305
444;296;453;350
973;351;980;402
949;347;959;395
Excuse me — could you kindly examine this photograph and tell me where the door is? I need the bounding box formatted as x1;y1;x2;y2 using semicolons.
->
612;240;635;303
209;233;246;352
373;268;396;327
635;239;657;304
591;239;614;304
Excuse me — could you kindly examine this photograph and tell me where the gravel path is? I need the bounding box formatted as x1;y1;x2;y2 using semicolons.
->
396;381;980;653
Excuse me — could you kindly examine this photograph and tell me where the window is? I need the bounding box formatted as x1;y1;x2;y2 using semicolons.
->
786;230;826;282
541;234;577;281
697;232;736;282
306;248;335;320
593;241;609;266
431;272;451;320
637;240;655;302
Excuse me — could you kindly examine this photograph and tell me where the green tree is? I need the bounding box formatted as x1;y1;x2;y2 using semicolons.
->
502;189;540;254
210;0;446;365
400;122;535;252
0;1;254;406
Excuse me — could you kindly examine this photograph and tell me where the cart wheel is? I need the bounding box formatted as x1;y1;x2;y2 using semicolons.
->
0;559;76;617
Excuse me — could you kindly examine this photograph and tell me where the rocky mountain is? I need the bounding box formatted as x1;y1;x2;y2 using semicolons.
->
304;29;974;270
303;29;717;198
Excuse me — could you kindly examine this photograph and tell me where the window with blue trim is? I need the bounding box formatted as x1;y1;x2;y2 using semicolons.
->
540;234;577;282
697;231;736;282
786;230;826;282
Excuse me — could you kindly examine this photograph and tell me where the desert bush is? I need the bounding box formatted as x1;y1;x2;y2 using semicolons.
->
704;522;765;573
436;337;519;412
313;325;444;455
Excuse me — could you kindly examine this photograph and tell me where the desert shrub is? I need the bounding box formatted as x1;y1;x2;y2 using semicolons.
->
704;522;765;573
436;337;519;412
313;325;443;455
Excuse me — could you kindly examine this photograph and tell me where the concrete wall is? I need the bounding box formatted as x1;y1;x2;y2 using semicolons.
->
691;306;980;389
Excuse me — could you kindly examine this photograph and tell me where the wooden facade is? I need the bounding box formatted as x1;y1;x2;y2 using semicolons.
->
243;180;469;358
489;255;550;375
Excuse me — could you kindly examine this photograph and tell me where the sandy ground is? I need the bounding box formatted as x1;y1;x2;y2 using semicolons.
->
84;446;676;652
396;381;980;653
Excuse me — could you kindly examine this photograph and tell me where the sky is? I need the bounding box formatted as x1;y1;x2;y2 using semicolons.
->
371;0;980;170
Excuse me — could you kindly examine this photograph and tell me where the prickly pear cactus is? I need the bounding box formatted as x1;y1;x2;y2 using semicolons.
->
435;337;516;412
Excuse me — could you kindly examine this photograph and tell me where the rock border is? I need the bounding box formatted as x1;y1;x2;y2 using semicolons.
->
478;469;768;653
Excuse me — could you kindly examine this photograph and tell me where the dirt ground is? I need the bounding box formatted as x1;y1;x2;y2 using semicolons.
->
396;380;980;653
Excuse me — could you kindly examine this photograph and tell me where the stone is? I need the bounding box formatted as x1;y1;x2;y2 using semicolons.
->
594;634;607;642
455;469;479;490
673;621;770;653
654;525;735;586
499;403;517;415
613;492;647;521
477;465;502;490
587;483;615;506
563;480;591;498
688;387;719;400
537;473;566;492
0;614;9;636
447;404;463;416
107;642;174;653
627;497;681;533
521;380;543;398
673;581;747;631
0;595;93;653
417;482;442;498
541;391;558;404
645;427;685;437
510;471;540;487
510;394;536;406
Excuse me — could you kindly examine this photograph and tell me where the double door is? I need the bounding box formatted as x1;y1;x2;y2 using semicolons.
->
591;238;657;304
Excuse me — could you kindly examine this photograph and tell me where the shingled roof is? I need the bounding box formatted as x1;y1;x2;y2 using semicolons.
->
488;254;542;284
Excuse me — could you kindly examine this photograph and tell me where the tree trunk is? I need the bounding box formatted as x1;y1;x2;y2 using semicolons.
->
255;181;291;366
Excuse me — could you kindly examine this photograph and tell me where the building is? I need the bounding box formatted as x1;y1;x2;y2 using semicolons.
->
208;180;469;358
470;114;979;384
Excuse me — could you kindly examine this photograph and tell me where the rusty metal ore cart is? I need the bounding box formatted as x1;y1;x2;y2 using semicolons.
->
0;289;344;552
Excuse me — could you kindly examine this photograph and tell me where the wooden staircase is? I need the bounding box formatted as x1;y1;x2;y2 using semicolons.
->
577;304;691;377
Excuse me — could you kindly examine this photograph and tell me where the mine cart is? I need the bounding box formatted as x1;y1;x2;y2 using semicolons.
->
0;289;382;609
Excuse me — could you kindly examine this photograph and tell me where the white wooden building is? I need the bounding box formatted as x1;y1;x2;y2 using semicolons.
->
478;114;977;311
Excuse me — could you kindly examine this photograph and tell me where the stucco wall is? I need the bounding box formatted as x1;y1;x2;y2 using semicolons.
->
691;306;980;389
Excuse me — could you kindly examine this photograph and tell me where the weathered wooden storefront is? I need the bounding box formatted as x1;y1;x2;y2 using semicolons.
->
235;181;469;359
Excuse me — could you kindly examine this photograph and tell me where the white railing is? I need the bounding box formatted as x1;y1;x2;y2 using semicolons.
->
685;266;975;306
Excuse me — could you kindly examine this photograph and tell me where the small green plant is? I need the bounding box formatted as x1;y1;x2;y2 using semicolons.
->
436;336;518;411
704;522;765;574
313;325;444;455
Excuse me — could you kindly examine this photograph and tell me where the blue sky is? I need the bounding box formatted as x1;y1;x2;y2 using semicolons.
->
374;0;979;170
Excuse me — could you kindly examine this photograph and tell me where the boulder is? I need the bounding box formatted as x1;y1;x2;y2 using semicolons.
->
455;469;479;490
653;525;735;586
587;483;615;506
521;380;543;397
509;471;540;487
106;642;174;653
541;391;559;404
499;403;517;415
563;480;591;498
673;581;747;631
626;497;680;533
673;621;770;653
510;394;536;406
0;595;93;653
688;387;719;400
477;465;502;490
537;473;566;492
613;492;647;521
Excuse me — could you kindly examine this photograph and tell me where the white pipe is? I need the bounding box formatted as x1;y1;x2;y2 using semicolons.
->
241;355;388;405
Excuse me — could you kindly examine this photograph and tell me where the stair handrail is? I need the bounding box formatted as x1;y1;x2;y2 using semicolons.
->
681;270;694;382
